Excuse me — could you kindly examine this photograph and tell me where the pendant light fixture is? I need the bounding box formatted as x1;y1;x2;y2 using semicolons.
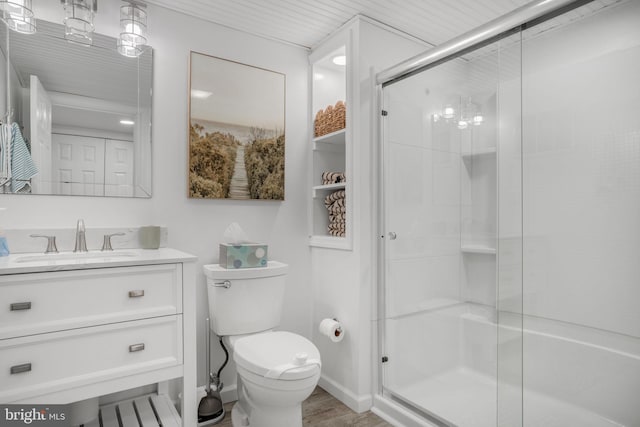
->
61;0;97;46
0;0;36;34
117;1;147;58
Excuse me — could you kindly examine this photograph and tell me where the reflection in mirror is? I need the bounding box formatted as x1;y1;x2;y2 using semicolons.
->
0;19;152;197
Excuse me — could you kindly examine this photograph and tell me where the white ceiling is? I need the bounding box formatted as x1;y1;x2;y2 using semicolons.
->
143;0;533;49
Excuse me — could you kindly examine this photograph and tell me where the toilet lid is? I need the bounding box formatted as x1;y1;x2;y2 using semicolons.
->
233;331;321;381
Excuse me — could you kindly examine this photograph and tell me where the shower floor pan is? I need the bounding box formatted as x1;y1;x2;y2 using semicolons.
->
391;368;621;427
81;394;181;427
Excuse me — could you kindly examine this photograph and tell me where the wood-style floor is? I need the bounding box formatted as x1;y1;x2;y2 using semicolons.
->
215;386;392;426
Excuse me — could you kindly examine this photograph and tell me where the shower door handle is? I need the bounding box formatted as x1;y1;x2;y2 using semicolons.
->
388;232;397;240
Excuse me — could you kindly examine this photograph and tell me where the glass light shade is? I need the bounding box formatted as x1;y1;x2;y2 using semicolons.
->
119;4;147;46
457;120;468;130
443;105;455;119
7;12;35;34
472;113;484;125
63;0;96;46
117;37;143;57
432;113;440;122
0;0;36;34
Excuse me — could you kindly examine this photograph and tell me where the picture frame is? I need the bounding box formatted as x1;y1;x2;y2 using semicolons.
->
188;52;285;200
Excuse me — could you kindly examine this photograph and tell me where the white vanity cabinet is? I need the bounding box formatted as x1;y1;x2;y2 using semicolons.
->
0;249;197;426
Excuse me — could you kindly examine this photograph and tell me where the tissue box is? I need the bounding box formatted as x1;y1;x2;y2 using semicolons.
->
219;243;268;269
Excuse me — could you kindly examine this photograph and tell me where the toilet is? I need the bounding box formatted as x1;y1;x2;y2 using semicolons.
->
203;261;321;427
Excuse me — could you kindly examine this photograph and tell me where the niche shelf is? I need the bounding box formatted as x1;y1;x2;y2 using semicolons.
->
313;182;346;198
314;129;346;145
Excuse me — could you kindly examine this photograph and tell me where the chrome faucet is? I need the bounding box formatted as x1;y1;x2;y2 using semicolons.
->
74;219;88;252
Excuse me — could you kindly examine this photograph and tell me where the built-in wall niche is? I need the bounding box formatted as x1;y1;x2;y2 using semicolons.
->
0;19;152;197
310;45;349;246
460;92;497;253
459;91;497;307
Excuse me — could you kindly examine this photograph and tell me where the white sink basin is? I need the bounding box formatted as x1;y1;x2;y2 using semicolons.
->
15;251;139;263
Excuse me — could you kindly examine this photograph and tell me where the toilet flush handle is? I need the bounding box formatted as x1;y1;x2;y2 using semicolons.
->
214;280;231;289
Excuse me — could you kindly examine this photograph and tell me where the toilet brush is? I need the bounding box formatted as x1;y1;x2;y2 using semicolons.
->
198;317;225;426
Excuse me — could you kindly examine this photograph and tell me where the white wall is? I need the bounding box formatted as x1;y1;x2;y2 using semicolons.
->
3;0;311;395
148;5;311;391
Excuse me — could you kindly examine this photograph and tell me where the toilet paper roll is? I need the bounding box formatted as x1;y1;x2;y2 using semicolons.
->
319;318;344;342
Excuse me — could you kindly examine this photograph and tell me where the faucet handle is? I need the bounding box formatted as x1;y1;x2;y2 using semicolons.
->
101;232;125;251
30;234;59;254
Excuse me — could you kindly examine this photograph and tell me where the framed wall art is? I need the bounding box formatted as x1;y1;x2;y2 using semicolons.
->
188;52;285;200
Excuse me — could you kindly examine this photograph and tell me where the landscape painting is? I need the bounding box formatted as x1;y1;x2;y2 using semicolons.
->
188;52;285;200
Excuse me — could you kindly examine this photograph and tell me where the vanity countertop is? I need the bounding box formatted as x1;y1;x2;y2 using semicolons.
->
0;248;197;275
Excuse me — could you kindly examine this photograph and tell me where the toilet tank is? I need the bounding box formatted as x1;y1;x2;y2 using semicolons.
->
203;261;288;336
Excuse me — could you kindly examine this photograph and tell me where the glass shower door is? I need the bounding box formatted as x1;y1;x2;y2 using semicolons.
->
380;1;640;426
381;32;523;427
518;1;640;425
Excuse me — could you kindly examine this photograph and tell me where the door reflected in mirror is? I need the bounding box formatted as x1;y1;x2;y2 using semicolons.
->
0;19;152;197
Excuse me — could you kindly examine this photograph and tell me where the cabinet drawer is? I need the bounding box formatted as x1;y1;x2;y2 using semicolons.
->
0;264;182;339
0;315;182;403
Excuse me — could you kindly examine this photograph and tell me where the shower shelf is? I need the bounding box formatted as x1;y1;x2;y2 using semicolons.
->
461;245;496;255
461;147;497;159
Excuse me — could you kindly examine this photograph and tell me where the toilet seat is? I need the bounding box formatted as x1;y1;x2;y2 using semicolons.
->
233;331;321;380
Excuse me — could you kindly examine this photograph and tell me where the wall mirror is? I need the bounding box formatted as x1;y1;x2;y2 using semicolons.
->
0;19;152;197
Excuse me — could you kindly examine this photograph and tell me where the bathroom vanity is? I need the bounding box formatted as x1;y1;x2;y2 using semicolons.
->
0;248;197;426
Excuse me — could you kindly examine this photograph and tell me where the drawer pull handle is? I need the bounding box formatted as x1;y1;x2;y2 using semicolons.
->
128;290;145;298
10;363;32;375
10;302;31;311
129;343;145;352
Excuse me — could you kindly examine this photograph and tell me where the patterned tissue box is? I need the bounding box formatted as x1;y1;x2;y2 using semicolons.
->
219;243;268;269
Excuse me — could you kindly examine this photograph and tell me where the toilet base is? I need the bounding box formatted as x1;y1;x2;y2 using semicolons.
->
231;403;249;427
231;385;304;427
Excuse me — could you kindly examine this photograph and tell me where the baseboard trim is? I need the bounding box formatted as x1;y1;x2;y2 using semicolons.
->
318;374;372;414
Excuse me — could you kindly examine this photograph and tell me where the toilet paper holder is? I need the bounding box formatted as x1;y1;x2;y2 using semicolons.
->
319;317;344;342
332;318;343;336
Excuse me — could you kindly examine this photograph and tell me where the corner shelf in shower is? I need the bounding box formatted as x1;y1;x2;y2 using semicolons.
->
461;244;496;255
461;147;497;160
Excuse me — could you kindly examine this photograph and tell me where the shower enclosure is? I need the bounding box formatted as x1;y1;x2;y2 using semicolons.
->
377;0;640;426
